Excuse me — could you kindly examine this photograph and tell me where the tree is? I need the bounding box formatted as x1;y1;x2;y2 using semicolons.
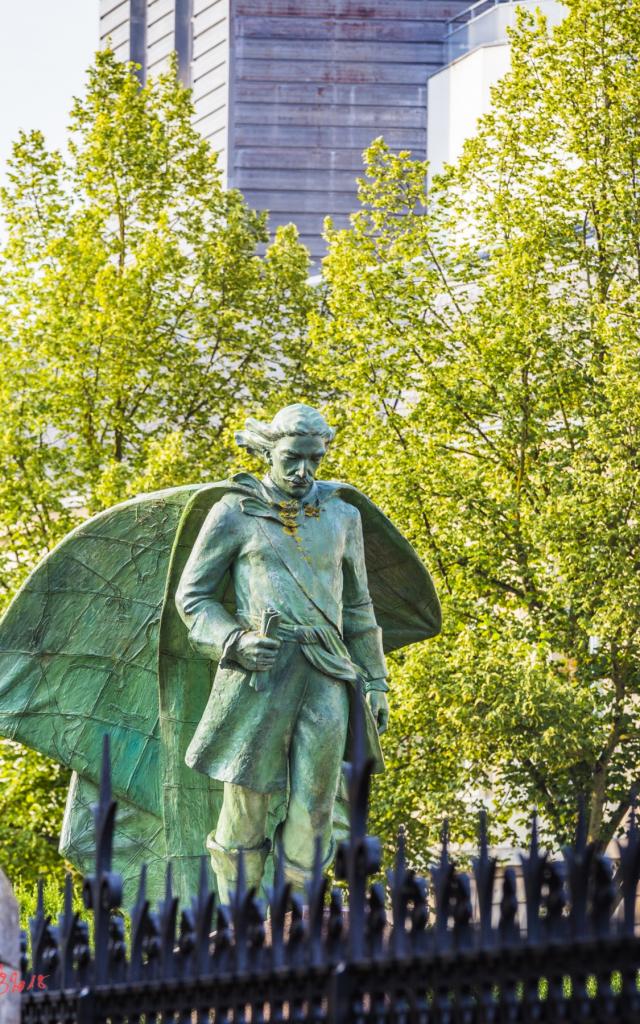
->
0;49;315;886
310;0;640;860
0;47;315;608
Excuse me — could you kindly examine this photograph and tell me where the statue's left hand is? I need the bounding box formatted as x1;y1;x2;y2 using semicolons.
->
366;691;389;734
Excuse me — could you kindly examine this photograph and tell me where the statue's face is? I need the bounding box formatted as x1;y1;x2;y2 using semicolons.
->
268;434;327;498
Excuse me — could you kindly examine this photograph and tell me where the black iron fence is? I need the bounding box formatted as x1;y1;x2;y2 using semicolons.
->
19;703;640;1023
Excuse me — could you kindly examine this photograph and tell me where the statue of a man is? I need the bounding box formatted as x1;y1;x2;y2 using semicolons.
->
175;404;391;900
0;401;440;903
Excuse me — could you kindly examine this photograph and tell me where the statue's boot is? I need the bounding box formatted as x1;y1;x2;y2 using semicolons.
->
206;834;270;906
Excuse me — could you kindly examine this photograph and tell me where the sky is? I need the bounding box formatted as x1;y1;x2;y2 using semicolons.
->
0;0;99;169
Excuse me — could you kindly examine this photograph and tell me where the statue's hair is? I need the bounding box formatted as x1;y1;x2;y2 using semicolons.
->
235;403;336;457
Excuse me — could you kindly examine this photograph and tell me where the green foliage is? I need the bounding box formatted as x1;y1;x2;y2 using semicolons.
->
0;744;70;884
0;49;315;607
0;50;315;892
311;0;640;858
13;874;85;935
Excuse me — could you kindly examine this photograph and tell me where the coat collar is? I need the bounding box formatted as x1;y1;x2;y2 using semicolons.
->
231;472;332;509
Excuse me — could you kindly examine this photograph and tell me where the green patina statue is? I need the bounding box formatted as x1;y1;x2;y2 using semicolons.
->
0;403;440;903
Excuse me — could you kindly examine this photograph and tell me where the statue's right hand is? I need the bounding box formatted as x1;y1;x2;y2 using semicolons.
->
234;631;281;671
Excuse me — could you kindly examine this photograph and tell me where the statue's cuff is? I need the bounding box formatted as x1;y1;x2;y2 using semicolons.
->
219;627;247;668
364;678;389;694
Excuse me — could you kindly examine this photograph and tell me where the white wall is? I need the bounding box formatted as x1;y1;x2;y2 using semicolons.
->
428;41;511;180
427;0;565;179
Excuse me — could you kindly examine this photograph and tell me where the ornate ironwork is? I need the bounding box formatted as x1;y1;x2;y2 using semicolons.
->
20;697;640;1023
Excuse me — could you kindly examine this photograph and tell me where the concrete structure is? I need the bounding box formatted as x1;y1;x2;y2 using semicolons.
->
99;0;470;263
0;869;19;1024
427;0;566;177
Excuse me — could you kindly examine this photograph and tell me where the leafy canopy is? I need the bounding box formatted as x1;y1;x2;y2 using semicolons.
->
0;48;315;608
310;0;640;857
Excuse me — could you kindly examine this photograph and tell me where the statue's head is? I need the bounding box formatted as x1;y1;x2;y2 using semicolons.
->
235;403;335;499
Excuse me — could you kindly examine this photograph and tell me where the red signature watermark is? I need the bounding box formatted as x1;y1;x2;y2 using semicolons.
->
0;965;48;995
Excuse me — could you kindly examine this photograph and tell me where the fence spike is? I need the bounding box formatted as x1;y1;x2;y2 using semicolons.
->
83;734;123;985
441;818;450;863
108;913;127;983
136;863;148;904
563;801;595;940
64;871;73;920
389;826;409;958
57;873;80;989
519;810;546;944
30;878;59;982
99;733;112;810
591;853;615;939
326;886;344;963
530;808;539;858
629;788;638;835
212;902;232;973
193;856;215;976
498;866;520;946
268;833;290;970
129;864;149;983
473;810;496;948
36;877;44;918
366;882;387;959
335;677;380;961
288;892;306;967
396;825;406;874
617;796;640;937
431;819;454;951
178;905;196;977
247;890;267;971
453;872;473;950
232;849;249;972
542;860;566;940
410;875;429;954
576;794;587;853
157;861;178;979
307;835;327;968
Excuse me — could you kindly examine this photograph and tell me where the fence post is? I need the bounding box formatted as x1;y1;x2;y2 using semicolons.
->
327;962;350;1024
0;868;20;1024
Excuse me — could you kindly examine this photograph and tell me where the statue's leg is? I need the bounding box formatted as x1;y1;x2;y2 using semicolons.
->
280;671;350;890
207;782;271;904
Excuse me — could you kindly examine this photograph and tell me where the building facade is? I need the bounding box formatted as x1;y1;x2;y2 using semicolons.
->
427;0;565;178
99;0;469;263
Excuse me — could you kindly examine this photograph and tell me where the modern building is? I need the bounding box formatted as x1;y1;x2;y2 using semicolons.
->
99;0;470;262
99;1;566;262
427;0;565;178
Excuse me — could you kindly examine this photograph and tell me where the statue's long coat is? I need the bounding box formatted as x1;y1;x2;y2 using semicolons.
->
0;476;440;901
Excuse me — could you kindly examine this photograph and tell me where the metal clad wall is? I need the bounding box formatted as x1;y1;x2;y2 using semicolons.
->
193;0;229;179
98;0;468;262
229;0;469;261
147;0;175;77
100;0;131;61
